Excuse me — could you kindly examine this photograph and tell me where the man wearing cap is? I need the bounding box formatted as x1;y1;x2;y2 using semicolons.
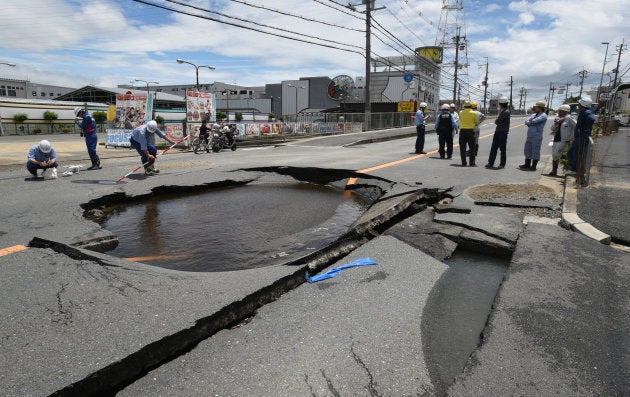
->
519;100;548;171
130;120;177;175
414;102;430;154
485;97;511;169
547;104;576;176
567;97;595;180
26;139;58;179
74;107;102;170
458;101;479;166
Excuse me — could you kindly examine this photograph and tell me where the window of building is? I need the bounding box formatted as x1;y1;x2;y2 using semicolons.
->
32;91;37;96
0;85;6;96
40;92;45;97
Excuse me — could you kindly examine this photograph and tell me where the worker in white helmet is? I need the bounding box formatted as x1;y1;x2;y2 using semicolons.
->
547;104;576;176
414;102;430;154
26;139;58;179
129;120;176;175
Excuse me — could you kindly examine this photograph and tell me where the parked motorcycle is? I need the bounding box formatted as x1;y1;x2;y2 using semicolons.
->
210;125;237;152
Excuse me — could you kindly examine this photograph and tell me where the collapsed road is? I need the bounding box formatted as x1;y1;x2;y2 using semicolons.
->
1;120;628;396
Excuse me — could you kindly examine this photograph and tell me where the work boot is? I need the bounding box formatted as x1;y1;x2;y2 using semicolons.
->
547;160;558;176
519;159;531;169
149;163;160;174
144;164;155;175
529;160;538;171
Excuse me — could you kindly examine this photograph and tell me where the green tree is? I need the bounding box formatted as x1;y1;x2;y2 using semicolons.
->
268;112;275;121
13;113;28;134
235;112;243;122
43;110;58;133
155;115;165;125
216;111;227;121
93;111;107;132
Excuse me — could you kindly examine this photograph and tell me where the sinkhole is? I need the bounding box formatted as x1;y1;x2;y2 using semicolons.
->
101;182;370;272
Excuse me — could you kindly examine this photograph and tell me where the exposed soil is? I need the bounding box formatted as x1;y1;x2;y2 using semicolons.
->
466;183;562;219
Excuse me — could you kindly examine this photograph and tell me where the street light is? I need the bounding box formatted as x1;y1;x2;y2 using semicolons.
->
134;79;159;94
288;84;304;122
176;58;215;91
596;42;609;107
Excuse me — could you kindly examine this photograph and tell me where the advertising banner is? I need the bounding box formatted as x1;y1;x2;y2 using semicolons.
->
115;93;150;129
105;129;132;147
186;90;215;123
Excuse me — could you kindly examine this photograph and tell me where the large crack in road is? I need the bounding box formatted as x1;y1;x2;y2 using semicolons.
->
23;166;551;396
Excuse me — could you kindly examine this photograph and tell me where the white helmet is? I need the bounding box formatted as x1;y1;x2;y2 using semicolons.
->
441;104;450;110
578;97;592;108
38;139;52;153
222;125;229;133
146;120;158;132
558;104;571;113
212;123;220;130
73;107;84;116
449;103;456;108
419;102;427;108
498;97;509;104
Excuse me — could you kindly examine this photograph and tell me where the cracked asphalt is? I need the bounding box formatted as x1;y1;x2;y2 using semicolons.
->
1;122;629;396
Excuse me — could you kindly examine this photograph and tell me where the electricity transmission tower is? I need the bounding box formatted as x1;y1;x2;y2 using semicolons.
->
435;0;469;104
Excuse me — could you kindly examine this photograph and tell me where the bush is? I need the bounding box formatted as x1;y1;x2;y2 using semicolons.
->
235;112;243;122
32;128;42;134
13;113;28;123
155;115;165;125
93;111;107;132
216;111;227;121
61;127;72;133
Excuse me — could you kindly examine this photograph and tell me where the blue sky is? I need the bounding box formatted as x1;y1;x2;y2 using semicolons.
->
0;0;628;109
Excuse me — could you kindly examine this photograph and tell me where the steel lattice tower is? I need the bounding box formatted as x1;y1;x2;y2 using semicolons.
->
435;0;469;103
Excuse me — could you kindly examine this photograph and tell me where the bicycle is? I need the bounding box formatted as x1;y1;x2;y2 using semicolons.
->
191;135;210;154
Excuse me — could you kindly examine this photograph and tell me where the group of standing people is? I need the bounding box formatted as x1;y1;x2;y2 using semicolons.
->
421;95;595;176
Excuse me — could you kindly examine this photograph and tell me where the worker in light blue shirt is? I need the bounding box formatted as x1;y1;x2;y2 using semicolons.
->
129;120;176;175
414;102;430;154
26;139;58;178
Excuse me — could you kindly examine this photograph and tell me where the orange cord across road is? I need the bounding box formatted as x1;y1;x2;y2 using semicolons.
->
0;245;28;257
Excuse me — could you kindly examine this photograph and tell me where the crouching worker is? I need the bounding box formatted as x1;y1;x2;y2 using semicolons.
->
27;139;58;179
129;120;176;175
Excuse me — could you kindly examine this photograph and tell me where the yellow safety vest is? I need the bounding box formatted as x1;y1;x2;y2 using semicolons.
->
459;108;478;129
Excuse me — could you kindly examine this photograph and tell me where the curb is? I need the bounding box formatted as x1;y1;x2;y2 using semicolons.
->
561;175;611;245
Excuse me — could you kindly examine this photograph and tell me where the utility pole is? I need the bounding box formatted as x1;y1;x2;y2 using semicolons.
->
481;57;489;113
565;82;571;100
506;76;513;111
596;42;609;105
453;27;461;104
577;69;589;97
352;0;384;131
518;85;525;112
609;39;627;116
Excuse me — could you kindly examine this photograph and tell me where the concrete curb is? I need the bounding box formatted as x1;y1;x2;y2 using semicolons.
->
561;175;611;245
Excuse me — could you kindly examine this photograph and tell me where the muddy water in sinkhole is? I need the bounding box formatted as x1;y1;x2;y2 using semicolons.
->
102;183;369;272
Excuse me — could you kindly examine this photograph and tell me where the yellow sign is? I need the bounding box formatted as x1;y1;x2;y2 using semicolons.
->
106;104;116;122
398;101;415;112
416;46;443;63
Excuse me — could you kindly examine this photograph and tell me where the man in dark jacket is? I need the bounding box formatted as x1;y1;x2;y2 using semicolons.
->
435;104;458;159
567;97;595;185
485;97;511;169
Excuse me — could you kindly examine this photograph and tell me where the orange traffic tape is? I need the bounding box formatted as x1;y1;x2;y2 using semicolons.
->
0;245;28;257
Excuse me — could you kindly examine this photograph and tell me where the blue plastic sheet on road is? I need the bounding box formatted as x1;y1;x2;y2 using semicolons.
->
305;258;378;283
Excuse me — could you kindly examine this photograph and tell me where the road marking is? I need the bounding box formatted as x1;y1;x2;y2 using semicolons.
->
0;245;28;257
123;253;191;262
346;123;524;188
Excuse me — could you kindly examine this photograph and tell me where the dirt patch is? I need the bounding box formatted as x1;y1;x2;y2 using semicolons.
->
466;183;562;219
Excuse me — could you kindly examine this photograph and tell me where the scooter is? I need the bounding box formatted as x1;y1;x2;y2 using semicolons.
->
210;125;237;152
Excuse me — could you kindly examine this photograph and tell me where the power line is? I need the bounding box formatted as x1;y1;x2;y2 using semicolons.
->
164;0;364;51
131;0;365;56
226;0;364;32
